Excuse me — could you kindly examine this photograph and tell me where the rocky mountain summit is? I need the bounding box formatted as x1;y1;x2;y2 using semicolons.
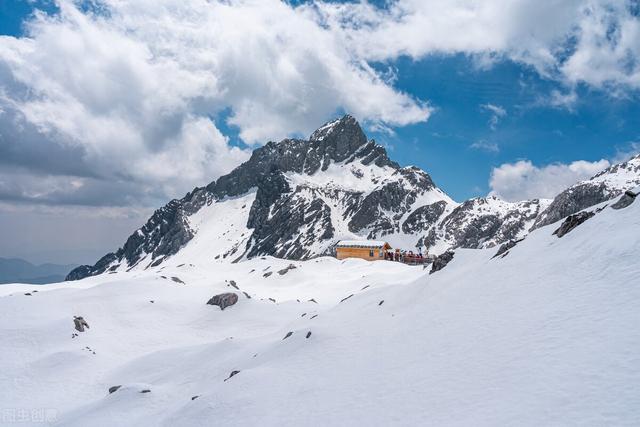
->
67;116;640;280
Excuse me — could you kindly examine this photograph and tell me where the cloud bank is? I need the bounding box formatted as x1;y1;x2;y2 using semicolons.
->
1;0;638;210
489;159;611;201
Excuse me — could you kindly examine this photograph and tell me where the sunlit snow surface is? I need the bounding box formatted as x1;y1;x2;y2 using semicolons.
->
1;193;639;426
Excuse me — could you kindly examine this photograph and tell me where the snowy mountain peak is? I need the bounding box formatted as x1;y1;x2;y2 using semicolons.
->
66;117;640;281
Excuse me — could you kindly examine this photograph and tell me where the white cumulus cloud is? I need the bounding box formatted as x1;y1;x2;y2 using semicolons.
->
489;159;611;201
0;0;432;209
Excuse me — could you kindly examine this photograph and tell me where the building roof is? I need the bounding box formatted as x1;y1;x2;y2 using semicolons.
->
335;240;389;248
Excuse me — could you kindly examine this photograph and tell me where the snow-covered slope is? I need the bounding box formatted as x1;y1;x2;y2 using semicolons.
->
1;189;639;426
69;115;640;281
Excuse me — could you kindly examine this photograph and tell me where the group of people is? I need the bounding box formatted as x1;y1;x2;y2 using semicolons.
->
384;249;428;264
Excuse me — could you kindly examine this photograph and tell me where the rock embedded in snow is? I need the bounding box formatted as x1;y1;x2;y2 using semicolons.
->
611;190;637;210
283;332;293;340
492;238;524;259
553;211;596;238
73;316;90;332
429;251;455;274
224;371;240;382
108;386;121;394
340;294;354;303
206;293;239;311
277;264;297;275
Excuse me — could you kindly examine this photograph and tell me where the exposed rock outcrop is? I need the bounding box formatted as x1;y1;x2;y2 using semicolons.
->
553;211;596;238
430;251;455;274
73;316;89;332
206;293;239;310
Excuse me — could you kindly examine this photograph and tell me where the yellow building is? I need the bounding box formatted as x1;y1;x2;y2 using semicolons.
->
335;240;391;261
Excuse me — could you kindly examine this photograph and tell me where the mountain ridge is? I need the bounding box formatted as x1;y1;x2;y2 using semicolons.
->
67;115;640;281
0;257;77;284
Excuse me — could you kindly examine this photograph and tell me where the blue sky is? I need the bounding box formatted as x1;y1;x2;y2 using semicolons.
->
368;55;640;198
0;0;639;263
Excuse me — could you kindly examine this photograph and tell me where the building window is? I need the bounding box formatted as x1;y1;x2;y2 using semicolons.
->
369;249;374;257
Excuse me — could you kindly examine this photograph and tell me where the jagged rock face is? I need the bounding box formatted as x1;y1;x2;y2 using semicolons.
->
349;167;439;238
532;182;610;230
402;201;447;234
532;155;640;230
208;115;397;200
425;197;545;251
67;196;198;280
66;117;640;281
246;187;334;260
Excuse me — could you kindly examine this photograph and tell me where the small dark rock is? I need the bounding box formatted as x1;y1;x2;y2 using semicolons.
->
140;389;151;394
308;298;318;304
171;276;185;284
340;294;354;303
283;331;293;340
108;385;121;394
149;258;163;268
492;238;524;259
224;370;240;382
306;331;312;339
277;264;297;275
243;292;251;299
310;315;318;319
378;300;384;306
553;211;595;238
228;280;239;290
301;313;306;317
206;293;239;310
191;395;199;401
360;285;370;290
263;272;272;278
24;293;32;296
268;298;276;303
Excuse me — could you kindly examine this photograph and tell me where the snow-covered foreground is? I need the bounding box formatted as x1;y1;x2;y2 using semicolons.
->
1;195;639;426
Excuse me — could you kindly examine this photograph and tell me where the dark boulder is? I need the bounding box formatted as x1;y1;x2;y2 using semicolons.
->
73;316;90;332
108;385;121;394
611;190;637;210
429;251;455;274
206;293;239;310
553;211;595;238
